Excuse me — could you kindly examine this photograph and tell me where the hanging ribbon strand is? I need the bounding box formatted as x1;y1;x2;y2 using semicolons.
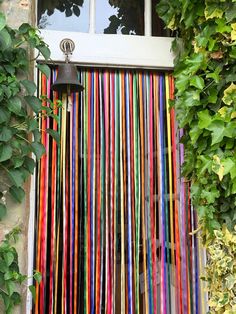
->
34;68;203;314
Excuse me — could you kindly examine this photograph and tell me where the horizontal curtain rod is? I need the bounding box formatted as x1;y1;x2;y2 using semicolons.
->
36;60;173;71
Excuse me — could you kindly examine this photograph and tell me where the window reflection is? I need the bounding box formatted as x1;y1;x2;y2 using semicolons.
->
96;0;144;35
38;0;89;32
152;0;171;37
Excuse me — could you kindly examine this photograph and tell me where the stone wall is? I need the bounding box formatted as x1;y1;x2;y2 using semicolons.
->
1;0;35;28
0;1;36;313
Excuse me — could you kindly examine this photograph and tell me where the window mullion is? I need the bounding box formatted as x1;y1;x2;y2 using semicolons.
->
89;0;96;34
144;0;152;36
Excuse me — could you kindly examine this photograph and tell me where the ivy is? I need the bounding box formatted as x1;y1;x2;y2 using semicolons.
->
0;228;41;314
204;227;236;313
0;9;59;217
157;0;236;312
0;5;60;313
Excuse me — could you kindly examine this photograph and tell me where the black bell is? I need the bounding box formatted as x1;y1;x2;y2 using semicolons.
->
51;63;84;93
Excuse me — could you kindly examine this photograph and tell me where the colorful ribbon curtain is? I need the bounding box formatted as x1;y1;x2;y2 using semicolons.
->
34;68;204;314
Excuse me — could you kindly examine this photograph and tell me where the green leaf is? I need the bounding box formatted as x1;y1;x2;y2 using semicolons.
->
198;205;208;219
226;74;236;84
18;23;31;34
190;76;205;90
1;292;10;309
232;180;236;194
156;2;172;25
207;120;225;145
20;168;30;181
226;138;234;150
175;74;189;94
183;89;201;107
4;65;15;76
201;187;220;204
4;272;13;281
198;110;212;129
21;80;37;96
183;9;196;28
29;285;36;302
36;64;50;79
230;46;236;59
33;271;42;283
0;126;12;142
205;3;223;20
0;145;12;162
8;169;24;187
185;53;205;74
223;83;236;106
6;280;15;296
222;158;235;176
23;156;36;174
206;68;221;83
33;129;41;142
37;45;50;60
189;123;203;144
0;108;10;124
9;186;25;203
4;252;14;267
230;166;236;180
8;96;22;114
215;18;231;33
0;12;6;31
208;87;218;103
27;118;38;132
0;203;7;219
225;4;236;22
50;114;59;124
198;155;212;175
11;292;21;305
25;96;42;113
12;157;24;168
18;274;27;284
46;129;60;145
31;142;46;160
0;28;12;50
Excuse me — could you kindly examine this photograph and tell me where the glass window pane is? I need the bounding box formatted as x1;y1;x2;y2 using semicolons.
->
96;0;144;35
152;1;171;37
38;0;90;32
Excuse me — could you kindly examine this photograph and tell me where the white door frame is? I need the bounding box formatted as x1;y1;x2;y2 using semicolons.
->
27;1;174;312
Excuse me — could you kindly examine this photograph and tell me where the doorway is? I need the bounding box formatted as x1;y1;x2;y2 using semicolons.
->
33;67;202;314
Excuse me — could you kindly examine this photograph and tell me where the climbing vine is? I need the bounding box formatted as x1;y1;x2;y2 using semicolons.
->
157;0;236;312
0;7;56;217
0;228;41;313
0;3;58;313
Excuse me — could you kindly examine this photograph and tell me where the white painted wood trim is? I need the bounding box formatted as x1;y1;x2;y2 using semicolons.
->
89;0;95;34
40;30;174;69
26;62;39;314
26;167;36;312
145;0;152;36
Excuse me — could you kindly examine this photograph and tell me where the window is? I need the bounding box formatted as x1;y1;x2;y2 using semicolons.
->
38;0;170;37
95;0;145;35
38;0;90;32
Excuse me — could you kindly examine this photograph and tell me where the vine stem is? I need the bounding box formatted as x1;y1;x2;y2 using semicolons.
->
202;79;215;92
0;179;11;188
0;164;10;174
15;134;31;144
0;287;7;294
